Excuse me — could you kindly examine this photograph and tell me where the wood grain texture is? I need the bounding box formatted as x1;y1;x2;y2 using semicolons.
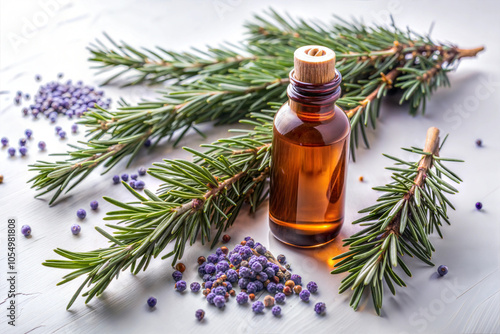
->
0;1;499;334
294;45;336;83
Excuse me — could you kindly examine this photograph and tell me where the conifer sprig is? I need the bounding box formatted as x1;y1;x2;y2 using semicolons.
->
28;12;482;204
42;106;276;309
331;127;463;315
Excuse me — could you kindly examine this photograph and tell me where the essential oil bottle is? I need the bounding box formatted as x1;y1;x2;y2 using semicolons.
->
269;45;350;248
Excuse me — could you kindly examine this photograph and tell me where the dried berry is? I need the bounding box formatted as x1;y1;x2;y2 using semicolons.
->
285;280;295;289
263;295;275;308
76;209;86;219
147;297;157;308
314;302;326;315
277;254;286;264
283;286;292;296
475;139;482;147
175;262;186;273
197;256;206;265
222;234;231;243
306;281;318;293
437;265;448;276
195;309;205;321
275;292;286;304
299;289;310;302
359;176;364;182
71;224;81;235
38;141;46;150
249;293;255;301
0;175;3;183
220;246;229;255
175;280;187;292
252;301;264;313
90;200;99;210
21;225;31;237
190;282;201;292
293;285;302;294
172;270;183;282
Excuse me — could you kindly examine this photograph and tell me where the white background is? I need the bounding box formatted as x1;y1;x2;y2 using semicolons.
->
0;0;499;333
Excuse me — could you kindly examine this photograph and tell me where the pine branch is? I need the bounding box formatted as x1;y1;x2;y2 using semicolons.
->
331;127;463;315
28;12;482;204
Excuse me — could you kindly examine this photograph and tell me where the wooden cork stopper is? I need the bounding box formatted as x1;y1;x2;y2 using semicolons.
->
294;45;336;84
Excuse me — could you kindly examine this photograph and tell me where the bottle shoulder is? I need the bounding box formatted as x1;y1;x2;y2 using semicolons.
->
273;103;350;146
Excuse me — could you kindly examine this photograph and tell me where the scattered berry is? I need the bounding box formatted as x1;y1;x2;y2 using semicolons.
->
135;180;145;190
293;285;302;294
71;224;81;235
58;73;64;79
147;297;157;308
271;305;281;316
25;129;33;139
175;280;187;292
236;292;248;304
35;74;41;81
252;301;265;313
76;209;86;219
19;138;27;146
19;147;27;156
144;139;151;147
213;295;225;308
55;126;62;134
263;295;275;308
195;309;205;321
359;176;364;182
290;274;302;285
1;137;8;146
130;174;138;180
307;281;318;293
222;234;231;243
21;225;31;237
475;139;482;147
175;262;186;273
8;147;16;157
172;270;183;282
475;202;482;210
437;265;448;276
197;256;206;265
190;282;201;292
283;286;292;296
275;292;286;304
138;167;147;176
0;175;3;183
59;131;67;139
314;302;326;315
121;174;129;181
299;289;310;302
90;200;99;210
277;254;286;264
71;124;78;133
112;175;120;184
38;141;46;151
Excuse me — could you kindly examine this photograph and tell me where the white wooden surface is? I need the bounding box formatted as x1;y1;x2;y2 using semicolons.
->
1;1;499;333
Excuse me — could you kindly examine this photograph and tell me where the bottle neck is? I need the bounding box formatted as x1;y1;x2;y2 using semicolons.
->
287;69;342;121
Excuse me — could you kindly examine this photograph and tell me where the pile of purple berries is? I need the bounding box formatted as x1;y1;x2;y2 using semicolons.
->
112;167;147;190
18;75;110;121
190;237;325;318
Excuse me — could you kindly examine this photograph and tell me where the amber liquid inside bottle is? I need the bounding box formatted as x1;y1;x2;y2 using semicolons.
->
269;69;350;247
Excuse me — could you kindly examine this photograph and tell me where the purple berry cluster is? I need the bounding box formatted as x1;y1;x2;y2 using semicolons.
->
17;76;110;121
191;237;323;317
112;167;147;189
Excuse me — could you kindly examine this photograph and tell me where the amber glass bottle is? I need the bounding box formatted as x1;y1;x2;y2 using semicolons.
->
269;46;350;248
